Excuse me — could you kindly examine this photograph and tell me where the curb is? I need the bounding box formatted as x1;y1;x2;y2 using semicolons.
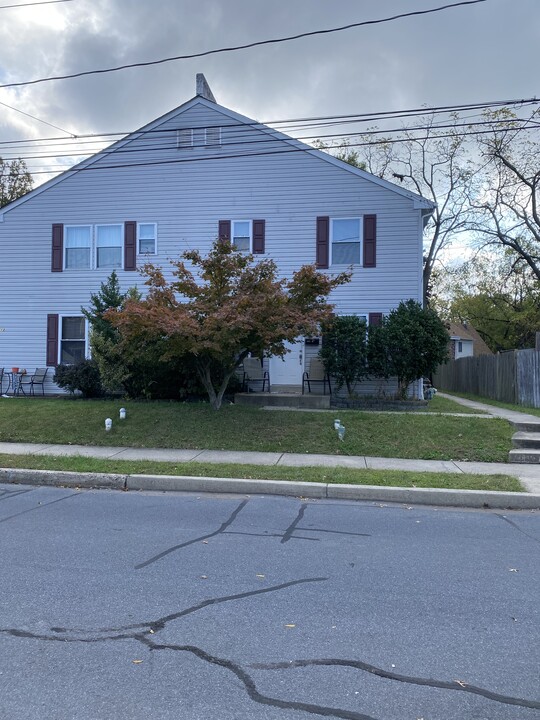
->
1;467;540;510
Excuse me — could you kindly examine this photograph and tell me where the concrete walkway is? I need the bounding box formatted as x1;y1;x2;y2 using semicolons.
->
438;392;540;425
0;439;538;493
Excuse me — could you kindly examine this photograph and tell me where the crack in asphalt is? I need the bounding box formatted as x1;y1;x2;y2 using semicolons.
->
139;636;379;720
1;571;538;717
0;488;34;503
0;492;79;524
281;502;308;543
249;658;540;711
134;499;249;569
495;513;540;545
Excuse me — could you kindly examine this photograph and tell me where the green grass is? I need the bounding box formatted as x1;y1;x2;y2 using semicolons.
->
421;394;486;414
445;392;540;418
0;397;512;462
0;454;523;492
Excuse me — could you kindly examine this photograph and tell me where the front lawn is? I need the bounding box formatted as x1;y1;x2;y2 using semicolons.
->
0;397;512;462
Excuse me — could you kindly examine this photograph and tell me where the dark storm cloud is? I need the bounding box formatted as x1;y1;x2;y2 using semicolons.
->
0;0;538;163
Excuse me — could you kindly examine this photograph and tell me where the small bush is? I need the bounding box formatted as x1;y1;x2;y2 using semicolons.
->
54;360;103;398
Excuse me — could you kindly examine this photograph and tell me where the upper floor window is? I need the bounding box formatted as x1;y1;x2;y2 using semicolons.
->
177;129;193;149
232;220;251;252
205;127;221;146
96;224;123;269
138;223;157;254
64;225;91;270
330;218;361;265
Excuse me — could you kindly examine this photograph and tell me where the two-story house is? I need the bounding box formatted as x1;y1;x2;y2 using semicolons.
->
0;75;434;396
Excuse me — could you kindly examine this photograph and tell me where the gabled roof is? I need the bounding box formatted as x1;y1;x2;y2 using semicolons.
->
448;322;493;356
0;94;436;220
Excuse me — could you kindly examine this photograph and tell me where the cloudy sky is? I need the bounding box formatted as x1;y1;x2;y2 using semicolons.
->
0;0;538;184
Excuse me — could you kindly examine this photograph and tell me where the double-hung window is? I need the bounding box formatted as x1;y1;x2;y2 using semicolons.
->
232;220;251;252
138;223;157;254
64;225;92;270
96;224;123;269
60;316;87;364
330;218;361;265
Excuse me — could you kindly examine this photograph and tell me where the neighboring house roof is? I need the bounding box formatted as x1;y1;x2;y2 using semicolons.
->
0;76;436;221
448;322;493;356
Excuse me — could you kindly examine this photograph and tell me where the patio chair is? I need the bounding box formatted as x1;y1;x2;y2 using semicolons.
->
302;358;331;395
0;368;5;395
19;368;48;396
242;357;270;392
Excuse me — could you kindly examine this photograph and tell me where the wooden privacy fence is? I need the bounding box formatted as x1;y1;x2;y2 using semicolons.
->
433;349;540;408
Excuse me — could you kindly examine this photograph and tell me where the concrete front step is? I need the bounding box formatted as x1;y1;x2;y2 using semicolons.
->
510;420;540;433
511;431;540;449
235;392;330;409
508;448;540;464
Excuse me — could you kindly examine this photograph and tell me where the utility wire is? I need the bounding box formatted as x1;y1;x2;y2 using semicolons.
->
0;98;75;135
0;0;73;8
12;122;535;177
0;94;535;150
0;0;487;89
1;116;537;164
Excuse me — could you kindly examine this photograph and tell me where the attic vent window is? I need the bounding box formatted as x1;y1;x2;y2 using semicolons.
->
177;129;193;149
205;127;221;147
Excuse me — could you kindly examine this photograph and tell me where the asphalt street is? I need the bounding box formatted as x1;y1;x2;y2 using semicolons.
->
0;483;539;720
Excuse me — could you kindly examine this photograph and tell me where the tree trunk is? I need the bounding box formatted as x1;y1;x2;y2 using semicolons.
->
196;362;238;410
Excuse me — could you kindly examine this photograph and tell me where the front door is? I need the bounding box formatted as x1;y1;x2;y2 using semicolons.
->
269;339;305;390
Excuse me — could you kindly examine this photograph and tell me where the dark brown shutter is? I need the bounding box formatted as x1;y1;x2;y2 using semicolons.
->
218;220;231;241
369;312;383;327
124;221;136;271
363;214;377;267
51;224;63;272
46;314;59;366
252;219;265;253
316;216;329;269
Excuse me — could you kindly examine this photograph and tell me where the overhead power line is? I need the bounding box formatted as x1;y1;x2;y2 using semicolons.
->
0;93;535;151
11;121;537;177
0;0;487;90
0;0;73;9
2;116;537;164
0;98;75;135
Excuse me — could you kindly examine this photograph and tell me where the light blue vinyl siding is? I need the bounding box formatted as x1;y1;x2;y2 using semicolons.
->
0;100;425;392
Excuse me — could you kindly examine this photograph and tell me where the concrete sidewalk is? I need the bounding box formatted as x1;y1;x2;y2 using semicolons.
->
0;440;538;493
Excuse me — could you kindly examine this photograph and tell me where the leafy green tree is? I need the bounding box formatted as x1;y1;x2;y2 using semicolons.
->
82;270;127;341
383;300;449;398
319;316;368;396
0;157;33;207
109;240;350;409
433;252;540;351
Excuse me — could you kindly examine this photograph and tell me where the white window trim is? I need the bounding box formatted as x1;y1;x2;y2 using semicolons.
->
231;219;253;253
58;314;89;365
205;126;222;147
63;224;92;271
137;222;158;255
94;223;124;271
329;216;363;267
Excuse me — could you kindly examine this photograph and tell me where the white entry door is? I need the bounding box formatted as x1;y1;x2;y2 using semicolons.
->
269;339;305;388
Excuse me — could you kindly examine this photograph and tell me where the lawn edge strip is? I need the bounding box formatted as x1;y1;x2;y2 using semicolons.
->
1;467;538;510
